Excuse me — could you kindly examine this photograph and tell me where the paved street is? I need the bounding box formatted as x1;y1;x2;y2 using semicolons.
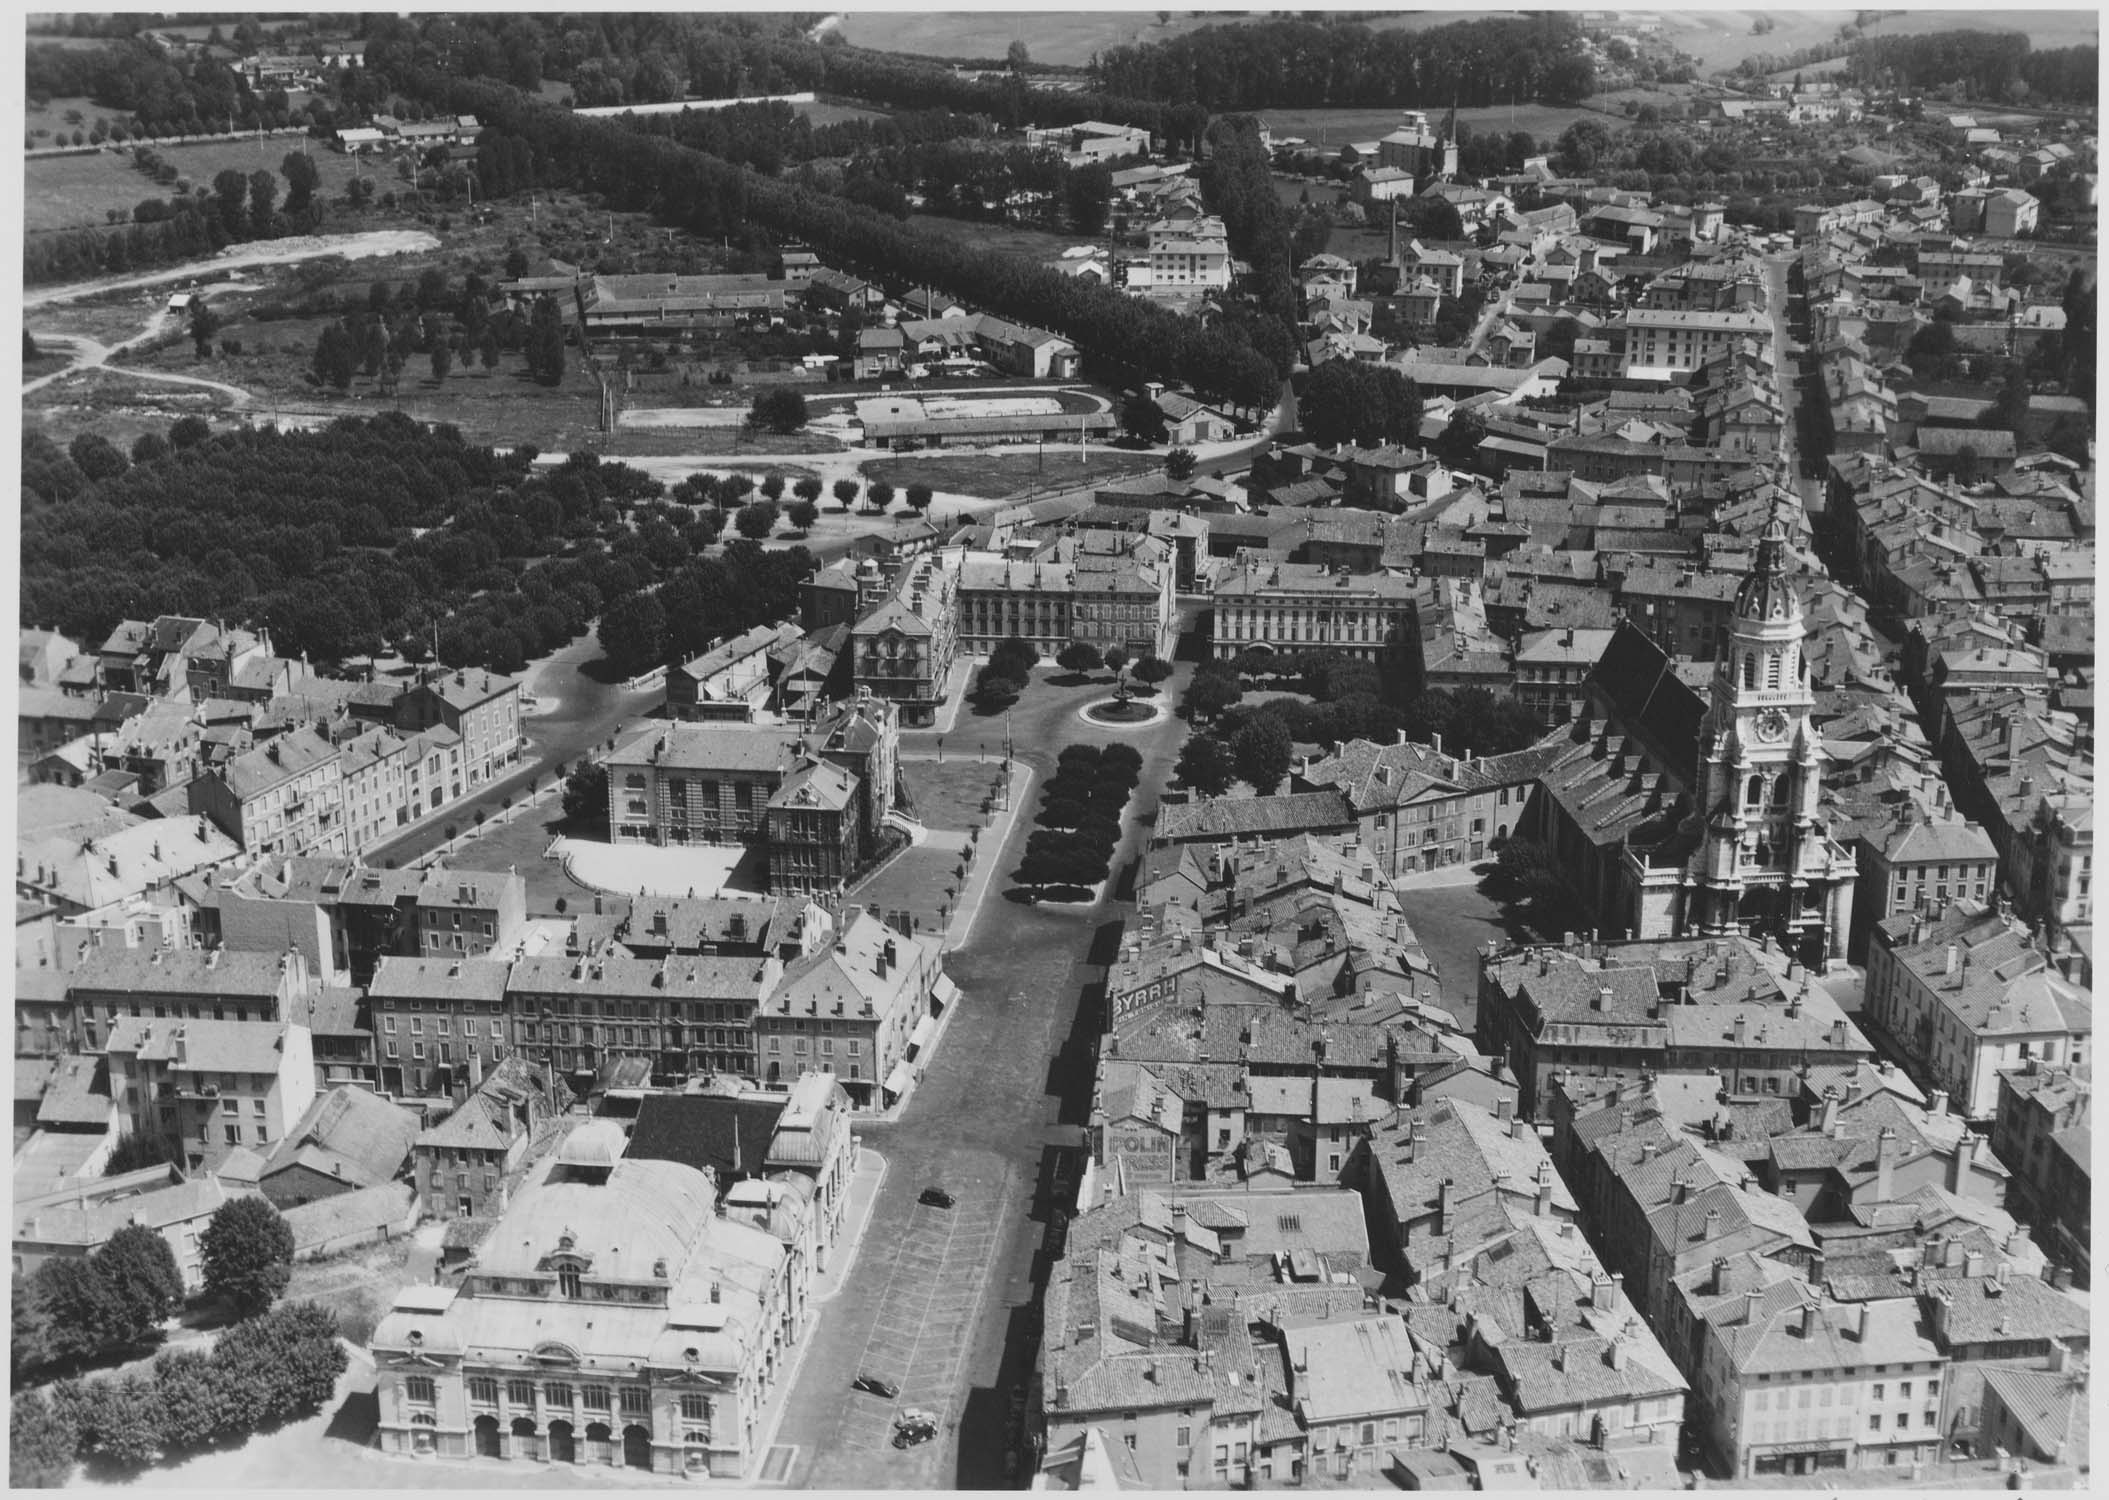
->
770;662;1194;1488
366;632;661;870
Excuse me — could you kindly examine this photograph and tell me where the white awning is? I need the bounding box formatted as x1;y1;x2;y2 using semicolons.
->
884;1062;914;1097
933;974;960;1006
909;1016;937;1050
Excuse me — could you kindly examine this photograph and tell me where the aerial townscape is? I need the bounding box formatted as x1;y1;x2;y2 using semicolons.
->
10;7;2098;1494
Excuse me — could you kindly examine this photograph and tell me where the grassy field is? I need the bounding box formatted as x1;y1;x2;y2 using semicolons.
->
115;307;607;449
901;758;1013;833
798;98;890;126
283;1237;415;1346
858;447;1161;500
26;137;366;235
25;93;121;145
1657;9;2095;75
905;211;1096;263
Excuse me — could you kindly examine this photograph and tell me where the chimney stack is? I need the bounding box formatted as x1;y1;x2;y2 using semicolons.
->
1948;1132;1977;1192
1535;1161;1555;1218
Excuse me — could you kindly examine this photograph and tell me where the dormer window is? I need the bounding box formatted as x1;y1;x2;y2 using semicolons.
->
559;1267;582;1299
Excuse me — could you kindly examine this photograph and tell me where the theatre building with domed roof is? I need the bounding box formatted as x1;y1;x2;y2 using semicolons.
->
368;1118;809;1478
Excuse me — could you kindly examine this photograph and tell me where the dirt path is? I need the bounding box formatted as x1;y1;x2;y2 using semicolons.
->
25;228;440;307
26;283;256;407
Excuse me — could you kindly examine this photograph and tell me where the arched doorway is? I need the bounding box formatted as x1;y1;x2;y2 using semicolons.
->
586;1421;614;1466
548;1419;577;1464
623;1424;654;1470
474;1415;501;1458
510;1416;539;1462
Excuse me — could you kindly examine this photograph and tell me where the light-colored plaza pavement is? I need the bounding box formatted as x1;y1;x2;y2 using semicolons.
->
552;836;752;900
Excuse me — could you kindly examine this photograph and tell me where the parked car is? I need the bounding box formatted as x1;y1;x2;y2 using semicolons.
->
852;1374;900;1399
918;1186;955;1209
893;1407;940;1448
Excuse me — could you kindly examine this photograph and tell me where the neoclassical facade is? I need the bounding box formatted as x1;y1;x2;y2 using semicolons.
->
370;1123;805;1478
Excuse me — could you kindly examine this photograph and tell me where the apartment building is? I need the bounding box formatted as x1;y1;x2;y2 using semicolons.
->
394;667;523;794
102;1015;316;1174
190;727;348;858
339;725;412;853
367;955;513;1099
1618;308;1774;376
1144;214;1232;290
1295;735;1561;878
1480;936;1875;1119
1990;1062;2090;1275
1850;810;2001;959
506;950;784;1091
1691;1276;1947;1478
411;1054;570;1222
415;869;528;960
763;758;861;897
851;553;959;725
1864;901;2092;1118
1512;627;1616;725
63;945;312;1051
752;908;947;1112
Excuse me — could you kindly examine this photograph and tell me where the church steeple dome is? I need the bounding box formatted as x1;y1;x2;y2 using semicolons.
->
1732;501;1800;627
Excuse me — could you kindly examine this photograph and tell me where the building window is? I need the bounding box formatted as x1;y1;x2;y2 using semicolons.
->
405;1376;436;1406
508;1379;536;1408
469;1378;498;1406
621;1388;651;1417
583;1385;610;1412
681;1394;709;1422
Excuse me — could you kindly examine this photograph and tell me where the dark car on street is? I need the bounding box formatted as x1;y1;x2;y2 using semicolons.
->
852;1374;900;1399
893;1409;940;1448
918;1186;955;1209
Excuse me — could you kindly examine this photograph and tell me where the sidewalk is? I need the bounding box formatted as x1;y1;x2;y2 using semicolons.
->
942;759;1036;951
747;1147;890;1467
923;657;978;736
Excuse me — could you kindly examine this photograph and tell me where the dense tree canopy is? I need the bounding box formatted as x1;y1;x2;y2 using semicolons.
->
1088;13;1593;111
199;1194;295;1316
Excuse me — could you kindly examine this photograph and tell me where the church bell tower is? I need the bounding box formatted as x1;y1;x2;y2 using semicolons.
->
1682;499;1855;963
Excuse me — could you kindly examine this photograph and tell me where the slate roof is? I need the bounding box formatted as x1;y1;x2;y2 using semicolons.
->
627;1093;786;1181
1929;1271;2089;1346
34;1054;109;1127
1981;1363;2089;1461
263;1085;421;1188
281;1180;415;1252
1152;792;1356;844
103;1015;292;1072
